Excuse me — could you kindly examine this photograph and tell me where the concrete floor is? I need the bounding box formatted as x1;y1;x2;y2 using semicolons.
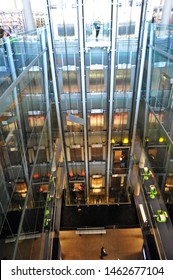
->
59;228;144;260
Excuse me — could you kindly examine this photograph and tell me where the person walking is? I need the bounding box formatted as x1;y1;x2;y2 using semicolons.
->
100;246;108;259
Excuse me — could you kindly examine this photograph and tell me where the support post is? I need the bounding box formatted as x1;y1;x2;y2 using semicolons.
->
106;0;117;202
161;0;172;25
22;0;35;32
143;23;154;146
78;0;89;203
40;28;53;160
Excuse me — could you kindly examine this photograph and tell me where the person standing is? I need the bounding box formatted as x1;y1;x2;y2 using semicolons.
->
0;26;5;39
100;246;108;259
93;19;101;40
0;26;11;38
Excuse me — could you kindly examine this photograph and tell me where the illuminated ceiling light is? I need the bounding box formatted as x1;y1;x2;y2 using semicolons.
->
159;137;165;143
69;172;74;177
33;173;39;179
111;138;116;144
92;189;101;193
122;137;129;144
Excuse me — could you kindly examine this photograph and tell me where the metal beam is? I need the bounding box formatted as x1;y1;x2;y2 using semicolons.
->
41;29;53;160
129;0;149;175
161;0;172;25
45;1;69;188
143;23;154;146
106;0;117;200
22;0;35;32
78;0;89;202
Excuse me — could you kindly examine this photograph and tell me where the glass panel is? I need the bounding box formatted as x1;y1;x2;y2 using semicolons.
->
113;112;128;130
87;93;107;111
89;113;105;130
131;52;137;65
115;69;131;91
50;0;78;40
147;147;168;173
91;176;103;188
89;70;104;92
28;115;45;127
91;146;103;161
84;0;111;42
118;22;135;36
153;25;173;54
66;114;83;132
91;48;102;64
109;176;129;203
119;52;129;64
70;147;82;161
62;71;79;93
112;148;129;173
117;1;142;39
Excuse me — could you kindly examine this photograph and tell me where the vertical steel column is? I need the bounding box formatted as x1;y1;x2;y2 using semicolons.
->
22;0;35;32
161;0;172;25
129;22;149;177
129;0;147;142
77;0;89;202
106;0;117;201
45;1;69;188
143;23;154;146
40;28;53;160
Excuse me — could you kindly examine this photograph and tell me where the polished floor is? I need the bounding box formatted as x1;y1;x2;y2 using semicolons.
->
0;228;143;260
59;228;144;260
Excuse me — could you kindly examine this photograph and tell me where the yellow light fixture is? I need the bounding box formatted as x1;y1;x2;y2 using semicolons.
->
123;137;129;144
159;137;165;143
92;189;101;193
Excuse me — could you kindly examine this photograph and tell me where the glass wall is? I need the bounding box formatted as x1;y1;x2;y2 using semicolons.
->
139;23;173;206
0;28;55;259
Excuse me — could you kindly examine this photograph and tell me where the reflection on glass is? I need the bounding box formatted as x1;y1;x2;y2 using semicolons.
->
84;0;111;42
28;115;44;127
115;69;131;91
62;71;79;93
113;112;128;130
91;145;103;161
89;113;104;130
70;146;82;161
66;114;82;131
89;70;104;92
